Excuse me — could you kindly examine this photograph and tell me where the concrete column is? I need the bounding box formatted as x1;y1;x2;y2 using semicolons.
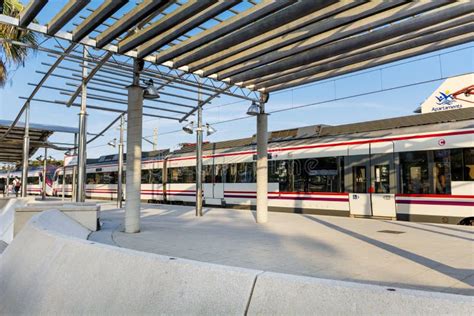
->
117;114;125;208
76;46;88;202
21;102;30;197
256;104;268;223
42;147;47;200
125;84;143;233
196;105;203;217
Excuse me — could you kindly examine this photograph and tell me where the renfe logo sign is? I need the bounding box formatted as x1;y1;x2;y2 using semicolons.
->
420;73;473;114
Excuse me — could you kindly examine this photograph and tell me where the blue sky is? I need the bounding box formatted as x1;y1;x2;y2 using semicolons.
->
0;1;473;161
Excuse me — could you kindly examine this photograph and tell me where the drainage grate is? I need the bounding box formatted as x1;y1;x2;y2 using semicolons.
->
377;230;405;234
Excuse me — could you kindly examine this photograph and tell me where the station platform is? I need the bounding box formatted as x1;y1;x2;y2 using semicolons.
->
90;202;474;296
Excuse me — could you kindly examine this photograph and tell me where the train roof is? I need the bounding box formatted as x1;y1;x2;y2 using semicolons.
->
86;108;474;163
172;108;474;154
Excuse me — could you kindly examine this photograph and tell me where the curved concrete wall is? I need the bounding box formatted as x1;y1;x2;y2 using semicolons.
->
0;210;471;315
0;210;259;315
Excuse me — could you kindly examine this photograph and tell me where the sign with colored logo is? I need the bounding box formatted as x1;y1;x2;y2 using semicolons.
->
419;73;473;114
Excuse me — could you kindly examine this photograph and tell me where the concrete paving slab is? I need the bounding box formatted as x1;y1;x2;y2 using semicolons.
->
90;203;474;295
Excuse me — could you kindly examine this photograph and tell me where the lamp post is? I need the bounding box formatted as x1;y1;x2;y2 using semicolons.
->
246;93;270;224
182;120;217;217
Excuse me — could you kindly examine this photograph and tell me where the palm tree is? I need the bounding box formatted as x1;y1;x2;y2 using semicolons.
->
0;0;38;87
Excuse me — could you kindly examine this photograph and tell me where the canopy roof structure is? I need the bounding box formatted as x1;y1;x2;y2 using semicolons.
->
0;120;78;163
0;0;472;96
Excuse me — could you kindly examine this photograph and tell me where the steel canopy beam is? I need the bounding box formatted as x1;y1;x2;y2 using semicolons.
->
19;97;182;121
235;2;473;85
248;14;474;88
260;23;473;90
118;0;217;54
47;0;90;35
137;0;240;59
72;0;127;43
96;0;169;49
264;32;473;93
207;1;451;80
174;0;344;70
19;0;48;27
0;43;77;142
188;1;364;72
66;51;114;107
153;0;293;65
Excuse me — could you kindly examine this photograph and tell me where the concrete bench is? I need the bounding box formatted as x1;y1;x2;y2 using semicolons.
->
14;202;100;234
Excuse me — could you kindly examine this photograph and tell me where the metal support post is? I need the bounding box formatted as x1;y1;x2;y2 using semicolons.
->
117;114;125;208
72;133;77;202
62;166;66;201
125;59;143;233
6;166;11;196
196;103;203;217
42;147;47;200
256;103;268;223
76;45;88;202
21;102;30;197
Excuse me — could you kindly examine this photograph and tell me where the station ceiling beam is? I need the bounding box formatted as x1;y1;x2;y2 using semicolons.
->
247;14;474;88
173;0;343;70
47;0;90;35
264;32;473;93
208;1;452;81
236;2;474;86
118;0;217;54
181;1;364;72
95;0;169;49
153;0;293;65
19;0;48;27
137;0;240;59
72;0;127;43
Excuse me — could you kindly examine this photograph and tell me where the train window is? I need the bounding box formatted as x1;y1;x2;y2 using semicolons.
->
352;166;367;193
451;148;474;181
86;173;97;184
150;169;162;184
433;150;450;194
399;151;430;194
374;165;390;193
203;165;213;183
214;165;223;183
102;172;117;184
141;170;151;184
65;175;73;184
305;157;339;193
27;177;39;185
167;167;196;183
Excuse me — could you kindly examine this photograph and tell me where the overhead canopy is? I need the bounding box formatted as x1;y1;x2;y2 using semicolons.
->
0;120;78;163
0;0;471;97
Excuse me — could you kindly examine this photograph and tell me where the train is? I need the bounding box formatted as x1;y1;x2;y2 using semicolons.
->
49;107;474;225
0;166;55;196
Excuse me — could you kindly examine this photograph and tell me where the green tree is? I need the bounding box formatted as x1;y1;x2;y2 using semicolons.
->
0;0;38;87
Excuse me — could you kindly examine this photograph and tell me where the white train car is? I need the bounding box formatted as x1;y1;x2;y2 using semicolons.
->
0;167;55;196
53;108;474;225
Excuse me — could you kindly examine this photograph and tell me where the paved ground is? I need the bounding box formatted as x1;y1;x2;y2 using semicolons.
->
90;203;474;295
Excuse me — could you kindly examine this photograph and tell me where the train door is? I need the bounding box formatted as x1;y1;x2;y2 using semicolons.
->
349;162;372;216
346;144;372;216
346;143;397;218
370;142;397;218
